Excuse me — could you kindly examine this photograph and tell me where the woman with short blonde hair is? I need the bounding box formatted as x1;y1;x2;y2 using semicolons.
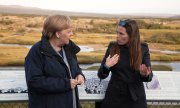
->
25;15;85;108
43;15;72;38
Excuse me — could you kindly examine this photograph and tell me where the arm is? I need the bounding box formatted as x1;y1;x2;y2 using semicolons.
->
140;43;153;82
74;55;85;79
74;55;86;84
25;47;71;93
97;43;111;79
70;40;86;84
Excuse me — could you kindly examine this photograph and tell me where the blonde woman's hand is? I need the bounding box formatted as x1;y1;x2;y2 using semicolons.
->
140;64;151;77
75;74;85;85
70;79;78;89
105;54;119;68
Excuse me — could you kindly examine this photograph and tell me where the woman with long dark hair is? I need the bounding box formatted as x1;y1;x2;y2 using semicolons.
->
98;19;153;108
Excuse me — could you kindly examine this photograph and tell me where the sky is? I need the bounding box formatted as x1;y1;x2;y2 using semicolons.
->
0;0;180;14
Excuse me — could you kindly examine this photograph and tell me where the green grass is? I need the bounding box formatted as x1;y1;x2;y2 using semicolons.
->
0;32;41;45
85;65;173;71
0;46;28;66
86;66;100;70
145;32;180;44
0;14;180;65
0;19;14;25
151;65;172;71
77;50;105;63
151;52;180;61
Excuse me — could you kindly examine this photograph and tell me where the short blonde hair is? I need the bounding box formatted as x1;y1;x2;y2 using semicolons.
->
42;15;71;38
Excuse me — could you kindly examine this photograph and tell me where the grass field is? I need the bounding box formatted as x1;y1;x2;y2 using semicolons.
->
0;46;28;66
0;32;179;66
0;14;180;66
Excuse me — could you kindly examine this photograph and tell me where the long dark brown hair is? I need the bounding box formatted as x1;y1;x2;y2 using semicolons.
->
110;19;142;71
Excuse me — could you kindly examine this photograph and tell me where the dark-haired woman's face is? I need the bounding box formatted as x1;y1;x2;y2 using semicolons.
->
116;26;129;45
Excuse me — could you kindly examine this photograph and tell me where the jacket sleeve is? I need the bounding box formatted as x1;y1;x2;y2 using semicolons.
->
97;42;111;79
74;55;85;80
70;40;85;79
140;43;153;82
25;47;71;94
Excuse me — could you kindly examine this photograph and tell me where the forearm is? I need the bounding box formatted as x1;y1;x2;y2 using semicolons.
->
27;76;71;93
98;64;110;79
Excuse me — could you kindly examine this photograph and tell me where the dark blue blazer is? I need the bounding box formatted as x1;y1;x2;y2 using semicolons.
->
25;36;84;108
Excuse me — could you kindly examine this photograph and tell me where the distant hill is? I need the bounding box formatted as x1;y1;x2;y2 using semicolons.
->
169;15;180;19
0;5;179;18
0;5;122;18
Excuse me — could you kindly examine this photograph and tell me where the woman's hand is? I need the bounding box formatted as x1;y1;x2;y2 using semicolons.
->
75;74;85;85
105;54;119;67
140;64;151;77
70;79;78;89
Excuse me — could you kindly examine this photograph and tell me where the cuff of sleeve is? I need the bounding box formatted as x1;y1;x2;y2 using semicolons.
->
104;64;110;70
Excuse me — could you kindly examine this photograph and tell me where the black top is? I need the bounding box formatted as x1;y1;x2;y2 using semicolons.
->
98;41;153;108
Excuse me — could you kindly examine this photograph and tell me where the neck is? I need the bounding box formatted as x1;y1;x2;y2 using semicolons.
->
49;38;63;52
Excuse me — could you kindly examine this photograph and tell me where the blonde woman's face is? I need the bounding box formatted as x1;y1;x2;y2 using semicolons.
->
116;26;129;45
58;28;73;45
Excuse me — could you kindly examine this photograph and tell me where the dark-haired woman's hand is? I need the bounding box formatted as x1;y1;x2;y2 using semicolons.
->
105;54;119;68
140;64;151;77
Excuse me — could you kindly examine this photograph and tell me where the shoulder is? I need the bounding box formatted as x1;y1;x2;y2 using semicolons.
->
109;41;116;45
108;41;117;47
141;42;149;49
30;41;41;52
141;42;150;52
66;40;80;54
27;41;41;57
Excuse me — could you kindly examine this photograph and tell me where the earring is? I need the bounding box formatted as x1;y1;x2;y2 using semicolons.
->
56;34;60;38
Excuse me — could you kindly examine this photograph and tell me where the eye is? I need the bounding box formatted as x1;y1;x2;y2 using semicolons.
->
66;30;72;33
116;31;124;35
119;32;124;35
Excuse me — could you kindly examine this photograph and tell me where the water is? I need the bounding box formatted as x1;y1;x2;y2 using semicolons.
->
0;44;179;71
150;49;180;54
0;61;179;71
0;44;94;52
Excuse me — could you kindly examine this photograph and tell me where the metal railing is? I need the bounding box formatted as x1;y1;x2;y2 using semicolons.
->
0;70;180;108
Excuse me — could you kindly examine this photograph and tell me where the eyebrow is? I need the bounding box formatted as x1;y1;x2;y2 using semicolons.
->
116;31;125;35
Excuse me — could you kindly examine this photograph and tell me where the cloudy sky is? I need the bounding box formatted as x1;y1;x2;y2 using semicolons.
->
0;0;180;14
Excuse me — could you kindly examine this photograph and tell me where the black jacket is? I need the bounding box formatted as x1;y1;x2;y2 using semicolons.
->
25;36;84;108
98;42;153;108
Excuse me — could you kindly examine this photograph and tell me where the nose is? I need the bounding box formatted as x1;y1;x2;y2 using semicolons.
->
68;32;73;38
70;31;73;36
117;33;121;38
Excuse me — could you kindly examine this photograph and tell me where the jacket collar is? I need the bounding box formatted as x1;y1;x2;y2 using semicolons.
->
40;35;81;60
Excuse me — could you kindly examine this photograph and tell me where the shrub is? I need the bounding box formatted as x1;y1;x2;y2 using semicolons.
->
0;19;14;25
145;32;180;44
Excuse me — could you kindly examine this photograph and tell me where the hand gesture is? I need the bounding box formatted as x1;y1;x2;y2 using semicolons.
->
75;74;85;85
105;54;119;67
70;79;78;89
140;64;151;77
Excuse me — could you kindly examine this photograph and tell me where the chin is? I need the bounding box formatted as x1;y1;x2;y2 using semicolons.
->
117;41;125;45
65;40;70;45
